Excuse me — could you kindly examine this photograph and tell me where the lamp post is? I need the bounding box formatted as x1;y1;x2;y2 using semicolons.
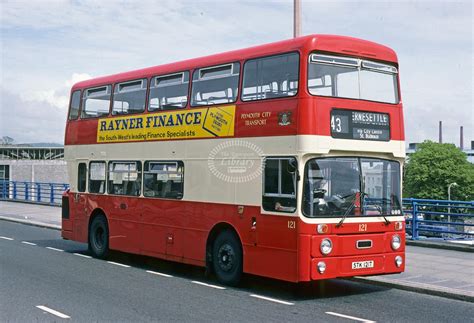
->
447;182;458;234
294;0;301;38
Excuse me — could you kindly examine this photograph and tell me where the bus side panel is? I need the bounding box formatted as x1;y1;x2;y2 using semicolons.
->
72;193;91;243
182;202;217;262
235;100;298;137
139;199;300;282
141;199;168;257
297;234;312;282
107;196;141;254
61;192;73;238
244;212;298;282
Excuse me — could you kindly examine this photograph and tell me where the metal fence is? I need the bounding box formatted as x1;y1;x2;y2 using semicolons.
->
0;180;69;206
403;198;474;240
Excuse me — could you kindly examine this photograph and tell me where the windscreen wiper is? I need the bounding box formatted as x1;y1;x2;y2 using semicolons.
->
375;197;393;225
381;211;391;225
335;192;363;228
364;197;392;225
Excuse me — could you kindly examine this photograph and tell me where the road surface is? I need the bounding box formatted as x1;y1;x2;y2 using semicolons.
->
1;221;473;322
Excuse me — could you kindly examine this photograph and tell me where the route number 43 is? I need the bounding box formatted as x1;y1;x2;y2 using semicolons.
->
331;116;342;133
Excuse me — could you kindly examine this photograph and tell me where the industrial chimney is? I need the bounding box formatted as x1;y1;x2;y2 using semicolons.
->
439;121;443;143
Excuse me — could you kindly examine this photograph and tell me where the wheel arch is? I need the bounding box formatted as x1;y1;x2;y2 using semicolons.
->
206;222;242;271
88;208;108;233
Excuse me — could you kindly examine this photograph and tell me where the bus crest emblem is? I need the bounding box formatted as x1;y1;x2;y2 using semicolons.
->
278;111;292;126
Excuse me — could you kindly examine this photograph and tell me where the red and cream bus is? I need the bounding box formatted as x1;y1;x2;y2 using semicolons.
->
62;34;405;285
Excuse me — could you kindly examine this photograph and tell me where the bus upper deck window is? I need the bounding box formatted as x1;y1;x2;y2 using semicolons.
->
112;79;147;115
149;72;189;111
68;90;81;120
191;62;240;106
81;86;111;119
242;52;299;102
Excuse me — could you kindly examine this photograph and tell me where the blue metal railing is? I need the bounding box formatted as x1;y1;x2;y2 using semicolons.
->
403;198;474;240
0;180;69;206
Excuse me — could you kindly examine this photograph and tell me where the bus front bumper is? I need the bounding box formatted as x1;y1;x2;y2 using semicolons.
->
310;252;405;280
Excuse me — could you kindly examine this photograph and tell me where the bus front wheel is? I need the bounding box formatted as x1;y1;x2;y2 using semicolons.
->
88;215;109;259
212;230;242;286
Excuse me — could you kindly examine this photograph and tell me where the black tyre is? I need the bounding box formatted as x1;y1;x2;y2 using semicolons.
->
212;230;243;286
88;214;109;259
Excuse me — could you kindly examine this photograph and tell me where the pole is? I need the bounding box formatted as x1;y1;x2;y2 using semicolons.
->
294;0;301;38
447;182;457;235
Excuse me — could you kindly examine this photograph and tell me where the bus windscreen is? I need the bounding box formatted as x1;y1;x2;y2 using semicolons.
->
303;157;402;217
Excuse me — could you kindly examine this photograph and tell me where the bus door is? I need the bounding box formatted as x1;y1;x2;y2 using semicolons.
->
256;157;299;280
69;161;88;236
106;161;142;254
140;161;185;259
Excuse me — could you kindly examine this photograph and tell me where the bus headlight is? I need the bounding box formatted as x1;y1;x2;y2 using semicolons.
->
320;238;333;255
317;261;326;273
391;235;401;250
395;256;403;267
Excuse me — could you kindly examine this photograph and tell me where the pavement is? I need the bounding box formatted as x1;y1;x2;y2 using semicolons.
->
0;201;61;230
1;200;473;303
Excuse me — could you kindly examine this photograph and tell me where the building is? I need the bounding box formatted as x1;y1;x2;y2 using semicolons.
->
0;145;68;184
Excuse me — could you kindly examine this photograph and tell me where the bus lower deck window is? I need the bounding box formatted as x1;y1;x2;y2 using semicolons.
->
107;161;142;196
144;161;184;199
89;161;106;194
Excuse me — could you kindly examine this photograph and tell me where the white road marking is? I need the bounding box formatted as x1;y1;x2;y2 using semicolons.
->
146;270;173;278
326;311;375;322
249;294;294;305
46;247;64;252
191;281;226;290
401;275;422;280
107;261;130;268
73;253;92;259
21;241;37;246
36;305;70;319
429;279;449;284
0;236;14;240
456;283;474;289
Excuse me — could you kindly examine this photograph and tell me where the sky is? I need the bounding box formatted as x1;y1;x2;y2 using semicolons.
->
0;0;472;147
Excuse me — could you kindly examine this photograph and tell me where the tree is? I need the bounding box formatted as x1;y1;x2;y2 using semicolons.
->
403;141;474;201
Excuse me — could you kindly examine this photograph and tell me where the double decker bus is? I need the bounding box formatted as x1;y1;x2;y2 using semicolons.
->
62;34;405;286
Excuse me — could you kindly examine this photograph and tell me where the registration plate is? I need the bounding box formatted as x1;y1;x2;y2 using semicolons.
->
352;260;374;269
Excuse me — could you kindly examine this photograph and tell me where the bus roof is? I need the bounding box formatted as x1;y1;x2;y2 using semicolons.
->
73;34;398;90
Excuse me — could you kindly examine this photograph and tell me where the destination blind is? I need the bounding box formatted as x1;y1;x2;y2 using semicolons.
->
330;109;390;141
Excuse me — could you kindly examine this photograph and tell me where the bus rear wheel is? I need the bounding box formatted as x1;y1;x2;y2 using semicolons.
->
88;214;109;259
212;230;242;286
